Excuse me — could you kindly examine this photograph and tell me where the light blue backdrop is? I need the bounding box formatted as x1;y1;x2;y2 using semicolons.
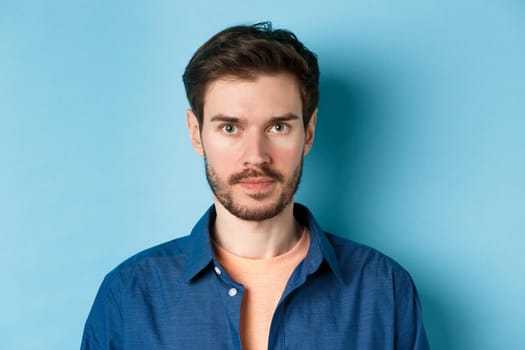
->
1;1;523;349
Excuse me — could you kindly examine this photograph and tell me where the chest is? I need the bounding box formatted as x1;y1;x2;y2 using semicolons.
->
119;271;396;350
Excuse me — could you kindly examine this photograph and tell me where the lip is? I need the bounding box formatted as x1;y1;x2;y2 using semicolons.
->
238;178;275;191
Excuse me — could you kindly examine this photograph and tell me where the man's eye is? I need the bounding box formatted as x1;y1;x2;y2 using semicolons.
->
269;123;289;133
221;124;239;134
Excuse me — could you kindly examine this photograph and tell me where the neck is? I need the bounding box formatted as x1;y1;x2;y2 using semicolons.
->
212;200;301;259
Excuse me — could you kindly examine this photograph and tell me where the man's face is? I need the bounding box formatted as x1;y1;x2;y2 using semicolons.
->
187;73;316;221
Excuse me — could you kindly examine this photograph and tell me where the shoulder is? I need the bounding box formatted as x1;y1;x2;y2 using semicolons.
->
324;232;413;285
102;235;192;289
298;204;412;283
321;233;429;348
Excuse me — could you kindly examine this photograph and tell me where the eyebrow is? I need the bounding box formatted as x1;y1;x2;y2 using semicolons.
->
209;113;300;124
268;113;300;123
209;114;241;123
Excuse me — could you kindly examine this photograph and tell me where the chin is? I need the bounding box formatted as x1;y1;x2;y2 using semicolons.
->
225;196;292;222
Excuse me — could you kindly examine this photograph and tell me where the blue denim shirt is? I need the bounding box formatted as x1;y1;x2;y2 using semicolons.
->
81;203;429;349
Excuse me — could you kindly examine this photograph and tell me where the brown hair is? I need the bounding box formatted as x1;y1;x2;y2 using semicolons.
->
183;21;319;128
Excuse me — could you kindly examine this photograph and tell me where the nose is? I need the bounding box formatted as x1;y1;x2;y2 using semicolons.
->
241;131;271;166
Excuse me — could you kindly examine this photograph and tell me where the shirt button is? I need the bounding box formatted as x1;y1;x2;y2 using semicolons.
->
228;288;238;297
214;266;222;275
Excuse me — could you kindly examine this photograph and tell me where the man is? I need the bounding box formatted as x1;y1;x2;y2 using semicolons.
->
81;22;430;349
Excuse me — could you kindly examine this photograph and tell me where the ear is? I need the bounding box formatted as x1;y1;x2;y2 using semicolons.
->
187;109;204;156
303;108;317;155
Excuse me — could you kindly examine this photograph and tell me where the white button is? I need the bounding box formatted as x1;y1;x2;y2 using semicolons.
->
228;288;237;297
214;266;222;275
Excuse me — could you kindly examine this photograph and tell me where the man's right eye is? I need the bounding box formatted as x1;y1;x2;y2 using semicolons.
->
221;124;239;134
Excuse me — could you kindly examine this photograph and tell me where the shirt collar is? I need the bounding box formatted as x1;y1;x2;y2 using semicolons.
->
294;203;344;284
183;205;217;282
184;203;343;284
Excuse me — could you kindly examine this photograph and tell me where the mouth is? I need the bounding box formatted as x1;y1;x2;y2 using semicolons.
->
237;177;275;191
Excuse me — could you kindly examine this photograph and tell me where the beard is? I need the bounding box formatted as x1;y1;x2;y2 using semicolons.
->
204;157;303;221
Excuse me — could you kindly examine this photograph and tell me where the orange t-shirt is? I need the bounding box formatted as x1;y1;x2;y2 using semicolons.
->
213;228;310;350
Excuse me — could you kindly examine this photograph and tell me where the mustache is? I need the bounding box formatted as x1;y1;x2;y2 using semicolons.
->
229;165;284;185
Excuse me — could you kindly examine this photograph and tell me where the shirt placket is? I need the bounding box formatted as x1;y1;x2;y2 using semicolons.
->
212;262;245;350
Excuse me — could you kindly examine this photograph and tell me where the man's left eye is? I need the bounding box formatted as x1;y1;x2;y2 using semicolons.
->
269;124;289;133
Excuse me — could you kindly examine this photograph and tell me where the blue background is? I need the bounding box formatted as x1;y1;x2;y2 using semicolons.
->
1;1;524;349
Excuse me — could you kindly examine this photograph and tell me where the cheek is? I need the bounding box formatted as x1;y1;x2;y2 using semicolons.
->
270;135;305;158
269;144;304;168
201;130;230;155
202;139;237;170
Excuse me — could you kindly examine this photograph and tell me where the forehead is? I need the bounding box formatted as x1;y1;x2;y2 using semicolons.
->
202;73;302;121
